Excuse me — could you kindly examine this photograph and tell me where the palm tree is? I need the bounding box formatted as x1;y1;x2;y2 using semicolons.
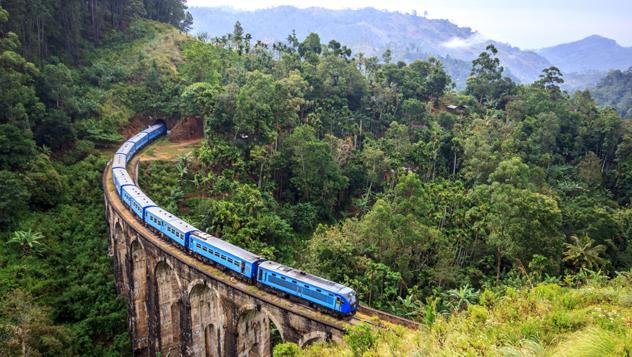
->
7;230;45;255
445;284;479;312
563;234;606;270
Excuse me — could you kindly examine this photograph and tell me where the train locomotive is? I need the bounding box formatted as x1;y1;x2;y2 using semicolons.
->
111;123;358;317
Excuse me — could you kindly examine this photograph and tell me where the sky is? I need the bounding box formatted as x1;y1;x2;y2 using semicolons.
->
185;0;632;49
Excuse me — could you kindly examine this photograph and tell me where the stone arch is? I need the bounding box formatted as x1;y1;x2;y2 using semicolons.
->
188;282;221;357
155;260;183;355
298;331;329;348
236;306;284;357
130;239;148;348
113;222;128;294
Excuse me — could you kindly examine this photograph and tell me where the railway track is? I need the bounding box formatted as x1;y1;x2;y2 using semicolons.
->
356;305;420;329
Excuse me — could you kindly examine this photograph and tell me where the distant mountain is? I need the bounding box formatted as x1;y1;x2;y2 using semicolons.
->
538;35;632;74
189;6;553;87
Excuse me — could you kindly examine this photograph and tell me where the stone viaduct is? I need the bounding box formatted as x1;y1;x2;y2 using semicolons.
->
103;165;351;356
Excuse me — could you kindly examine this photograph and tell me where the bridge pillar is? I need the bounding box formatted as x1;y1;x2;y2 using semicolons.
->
235;305;273;357
130;239;149;354
154;260;184;356
187;281;222;357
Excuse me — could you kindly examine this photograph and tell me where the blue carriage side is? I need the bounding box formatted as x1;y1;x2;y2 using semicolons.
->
116;141;135;161
189;231;265;280
143;124;167;141
145;206;173;234
112;168;134;196
112;154;127;170
121;185;156;220
257;261;358;314
127;132;149;156
162;216;197;248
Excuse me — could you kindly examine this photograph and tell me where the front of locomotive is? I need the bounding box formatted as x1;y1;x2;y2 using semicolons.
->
338;287;359;315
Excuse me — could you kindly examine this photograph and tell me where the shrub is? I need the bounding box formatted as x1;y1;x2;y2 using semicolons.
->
479;289;497;308
273;342;301;357
344;324;376;356
467;304;489;324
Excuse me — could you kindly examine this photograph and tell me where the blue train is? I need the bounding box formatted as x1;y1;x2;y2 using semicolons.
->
111;123;358;317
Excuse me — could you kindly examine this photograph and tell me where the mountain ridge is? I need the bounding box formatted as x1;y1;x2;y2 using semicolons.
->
538;35;632;74
189;6;630;89
189;6;552;86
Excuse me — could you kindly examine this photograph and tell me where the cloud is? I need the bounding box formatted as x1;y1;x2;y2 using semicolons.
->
442;33;488;49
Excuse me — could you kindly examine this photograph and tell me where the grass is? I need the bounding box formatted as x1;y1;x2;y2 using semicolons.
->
291;274;632;356
137;137;201;161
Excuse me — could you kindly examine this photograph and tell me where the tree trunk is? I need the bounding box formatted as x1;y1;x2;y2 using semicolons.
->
496;247;501;285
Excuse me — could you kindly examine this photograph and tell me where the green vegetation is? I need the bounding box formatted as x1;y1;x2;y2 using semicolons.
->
289;272;632;355
0;1;190;355
592;67;632;119
1;0;632;354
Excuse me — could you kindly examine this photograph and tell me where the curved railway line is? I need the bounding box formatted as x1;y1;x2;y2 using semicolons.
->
104;124;419;354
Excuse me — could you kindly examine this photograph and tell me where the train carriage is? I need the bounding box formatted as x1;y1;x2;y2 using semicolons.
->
116;141;135;161
112;154;127;170
143;124;167;141
257;261;358;315
189;231;265;280
128;132;149;156
112;168;134;195
162;217;197;248
145;206;174;235
121;185;156;220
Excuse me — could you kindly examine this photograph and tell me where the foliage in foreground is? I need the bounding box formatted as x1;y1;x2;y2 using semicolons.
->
278;273;632;356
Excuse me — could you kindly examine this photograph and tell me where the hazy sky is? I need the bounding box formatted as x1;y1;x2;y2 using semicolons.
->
185;0;632;49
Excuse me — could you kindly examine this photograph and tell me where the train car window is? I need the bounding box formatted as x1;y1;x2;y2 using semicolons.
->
214;252;219;257
281;276;286;280
271;273;277;277
196;244;201;248
292;280;297;284
221;255;226;260
227;258;233;264
258;270;263;280
304;285;309;288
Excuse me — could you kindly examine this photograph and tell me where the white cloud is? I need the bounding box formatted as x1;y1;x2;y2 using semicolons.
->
442;33;488;49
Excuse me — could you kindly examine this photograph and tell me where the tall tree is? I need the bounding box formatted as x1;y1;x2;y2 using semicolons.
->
466;44;516;109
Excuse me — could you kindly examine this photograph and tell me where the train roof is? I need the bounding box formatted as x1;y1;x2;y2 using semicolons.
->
146;206;178;222
166;216;198;233
122;185;156;208
190;231;263;263
128;132;148;144
112;154;127;170
116;141;134;156
113;168;134;187
142;124;165;134
259;261;355;296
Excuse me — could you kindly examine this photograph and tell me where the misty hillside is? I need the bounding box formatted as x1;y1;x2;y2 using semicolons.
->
189;6;553;86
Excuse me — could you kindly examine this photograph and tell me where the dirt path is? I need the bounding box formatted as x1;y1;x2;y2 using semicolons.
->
138;137;202;161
